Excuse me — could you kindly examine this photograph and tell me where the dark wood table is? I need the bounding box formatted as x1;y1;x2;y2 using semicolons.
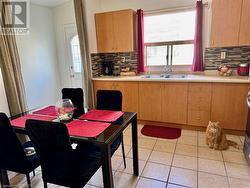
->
1;111;139;188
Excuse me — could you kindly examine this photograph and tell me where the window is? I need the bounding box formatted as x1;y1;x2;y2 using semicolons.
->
144;10;195;67
70;35;82;73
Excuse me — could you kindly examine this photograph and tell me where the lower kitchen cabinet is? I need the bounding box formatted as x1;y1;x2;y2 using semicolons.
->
93;81;139;115
187;83;212;127
93;80;250;131
162;83;188;124
211;83;250;131
138;82;162;121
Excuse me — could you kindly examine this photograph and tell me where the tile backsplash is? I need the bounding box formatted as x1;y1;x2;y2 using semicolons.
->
204;46;250;70
91;52;138;77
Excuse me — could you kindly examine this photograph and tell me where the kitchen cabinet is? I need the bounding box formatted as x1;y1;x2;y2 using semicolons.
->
211;83;249;131
187;83;212;127
93;81;139;115
93;80;249;131
162;83;188;124
239;0;250;45
95;9;135;53
139;82;162;121
210;0;242;47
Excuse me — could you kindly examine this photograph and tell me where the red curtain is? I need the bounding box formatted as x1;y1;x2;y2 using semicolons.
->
137;9;146;73
192;1;204;72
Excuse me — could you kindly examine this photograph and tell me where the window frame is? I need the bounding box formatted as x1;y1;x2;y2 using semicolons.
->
144;8;195;68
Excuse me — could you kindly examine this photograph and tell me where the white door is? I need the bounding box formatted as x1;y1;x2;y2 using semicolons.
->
64;25;83;88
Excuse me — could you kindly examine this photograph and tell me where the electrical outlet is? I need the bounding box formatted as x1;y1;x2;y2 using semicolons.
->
221;52;226;59
121;57;126;63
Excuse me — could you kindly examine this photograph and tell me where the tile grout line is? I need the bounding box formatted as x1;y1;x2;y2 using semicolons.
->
221;148;231;188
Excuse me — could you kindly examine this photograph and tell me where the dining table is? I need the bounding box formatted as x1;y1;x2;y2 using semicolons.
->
0;107;139;188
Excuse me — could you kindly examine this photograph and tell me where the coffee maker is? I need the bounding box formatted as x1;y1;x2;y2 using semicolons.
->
102;61;114;76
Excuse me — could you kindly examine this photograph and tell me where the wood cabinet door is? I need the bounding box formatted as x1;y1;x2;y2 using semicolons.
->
239;0;250;45
139;82;162;121
93;81;139;114
161;83;188;124
211;83;249;131
210;0;242;47
113;9;134;52
188;83;212;127
95;12;115;53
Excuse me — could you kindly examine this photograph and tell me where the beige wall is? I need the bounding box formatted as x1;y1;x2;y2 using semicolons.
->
16;4;61;110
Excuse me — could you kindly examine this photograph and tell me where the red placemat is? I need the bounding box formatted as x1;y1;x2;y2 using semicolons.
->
32;106;57;117
66;120;111;138
79;109;124;122
11;114;56;128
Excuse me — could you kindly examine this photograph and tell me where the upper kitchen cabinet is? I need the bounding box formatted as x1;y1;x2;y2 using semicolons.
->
95;9;135;53
239;0;250;45
210;0;243;47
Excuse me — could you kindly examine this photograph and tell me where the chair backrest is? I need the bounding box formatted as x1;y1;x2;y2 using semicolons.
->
96;90;122;111
25;120;80;185
62;88;85;118
0;113;31;173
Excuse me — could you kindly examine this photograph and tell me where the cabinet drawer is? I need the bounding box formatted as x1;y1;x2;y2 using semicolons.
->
188;110;210;127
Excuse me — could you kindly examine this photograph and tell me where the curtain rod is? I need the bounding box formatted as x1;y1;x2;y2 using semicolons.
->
144;2;209;15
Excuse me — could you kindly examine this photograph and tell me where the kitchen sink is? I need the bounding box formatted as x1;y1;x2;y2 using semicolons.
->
141;74;188;79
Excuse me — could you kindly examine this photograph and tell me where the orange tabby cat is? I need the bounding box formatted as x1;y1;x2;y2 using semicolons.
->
206;121;239;150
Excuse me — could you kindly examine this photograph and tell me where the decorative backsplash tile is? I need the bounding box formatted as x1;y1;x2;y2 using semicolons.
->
204;46;250;70
91;52;138;77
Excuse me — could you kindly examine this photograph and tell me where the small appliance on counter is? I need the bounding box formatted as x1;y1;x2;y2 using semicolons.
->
237;62;249;76
113;65;121;76
102;61;114;76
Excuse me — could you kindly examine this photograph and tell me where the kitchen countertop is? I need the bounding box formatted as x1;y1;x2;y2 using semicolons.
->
92;74;250;83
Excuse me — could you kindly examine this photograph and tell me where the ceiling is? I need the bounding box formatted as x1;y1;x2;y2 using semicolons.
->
30;0;71;7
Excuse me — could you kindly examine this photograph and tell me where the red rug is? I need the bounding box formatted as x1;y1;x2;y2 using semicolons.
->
141;125;181;139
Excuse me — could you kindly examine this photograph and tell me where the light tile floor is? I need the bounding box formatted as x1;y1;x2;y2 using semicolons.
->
7;124;250;188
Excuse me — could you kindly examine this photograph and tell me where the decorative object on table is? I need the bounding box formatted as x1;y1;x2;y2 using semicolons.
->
237;62;249;76
141;125;182;139
55;99;75;121
206;121;239;150
217;64;233;76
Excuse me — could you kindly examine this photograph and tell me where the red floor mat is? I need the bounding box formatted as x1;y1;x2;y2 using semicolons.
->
141;125;181;139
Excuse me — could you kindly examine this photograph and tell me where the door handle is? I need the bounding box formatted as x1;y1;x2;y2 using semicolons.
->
70;75;75;78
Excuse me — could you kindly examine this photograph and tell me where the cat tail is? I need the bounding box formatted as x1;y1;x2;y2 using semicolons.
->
227;140;239;149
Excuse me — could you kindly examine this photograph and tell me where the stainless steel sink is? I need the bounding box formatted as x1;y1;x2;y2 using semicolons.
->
141;74;188;79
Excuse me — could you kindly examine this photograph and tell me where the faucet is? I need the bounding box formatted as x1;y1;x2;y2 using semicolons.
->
163;66;173;74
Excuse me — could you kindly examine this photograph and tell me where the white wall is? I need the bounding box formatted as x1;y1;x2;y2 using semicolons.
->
0;69;10;116
16;4;61;110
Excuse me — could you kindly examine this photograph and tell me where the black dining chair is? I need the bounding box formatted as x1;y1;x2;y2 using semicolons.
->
62;88;85;118
25;119;101;188
96;90;126;168
0;113;40;188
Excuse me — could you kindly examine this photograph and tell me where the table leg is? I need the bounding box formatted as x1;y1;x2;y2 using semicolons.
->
131;115;139;175
0;169;10;187
101;144;114;188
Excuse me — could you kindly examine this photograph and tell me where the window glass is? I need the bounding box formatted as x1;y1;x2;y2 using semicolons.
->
144;10;195;66
70;35;82;73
